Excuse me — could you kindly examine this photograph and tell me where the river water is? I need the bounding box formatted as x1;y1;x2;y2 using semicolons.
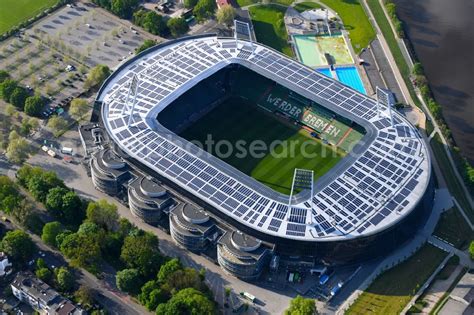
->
394;0;474;163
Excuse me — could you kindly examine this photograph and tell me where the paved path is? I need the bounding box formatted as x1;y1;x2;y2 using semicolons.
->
401;253;453;315
419;265;464;315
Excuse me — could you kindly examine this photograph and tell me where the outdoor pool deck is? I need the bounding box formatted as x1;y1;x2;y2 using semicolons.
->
293;35;324;67
335;67;367;95
293;34;353;67
316;66;367;95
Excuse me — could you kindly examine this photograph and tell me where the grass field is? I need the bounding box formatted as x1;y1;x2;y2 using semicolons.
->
434;207;473;249
430;134;474;223
235;0;259;7
293;2;322;13
249;5;294;57
320;0;375;53
0;0;58;35
180;97;343;194
346;244;448;315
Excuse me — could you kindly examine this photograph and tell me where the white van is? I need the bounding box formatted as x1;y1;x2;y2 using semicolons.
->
61;147;73;155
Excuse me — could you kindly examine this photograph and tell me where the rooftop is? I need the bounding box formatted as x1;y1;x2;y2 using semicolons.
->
170;203;215;235
98;35;431;242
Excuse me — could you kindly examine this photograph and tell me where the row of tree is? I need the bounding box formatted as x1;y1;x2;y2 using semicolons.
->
0;70;45;116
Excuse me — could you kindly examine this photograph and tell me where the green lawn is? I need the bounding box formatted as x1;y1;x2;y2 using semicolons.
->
346;244;448;315
293;2;322;13
431;134;474;223
249;4;294;57
320;0;375;53
235;0;260;7
434;207;473;249
179;97;343;194
0;0;58;35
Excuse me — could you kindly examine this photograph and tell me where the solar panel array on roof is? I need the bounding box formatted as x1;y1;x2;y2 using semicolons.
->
99;36;430;241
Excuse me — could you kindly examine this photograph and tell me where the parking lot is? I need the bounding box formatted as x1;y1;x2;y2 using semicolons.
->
0;2;157;121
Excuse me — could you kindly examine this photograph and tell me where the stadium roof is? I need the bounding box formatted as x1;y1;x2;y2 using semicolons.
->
98;35;431;241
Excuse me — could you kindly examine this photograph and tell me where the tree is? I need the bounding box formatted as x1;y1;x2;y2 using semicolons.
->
36;267;53;283
184;0;198;8
0;79;18;102
86;199;119;231
0;176;21;214
12;200;34;227
47;116;69;137
9;87;28;109
110;0;139;19
61;191;84;226
0;230;35;264
138;280;168;311
193;0;216;22
216;5;236;26
136;39;157;54
0;70;9;83
24;96;44;117
20;118;37;136
55;230;73;248
46;187;69;217
157;258;182;283
84;64;110;89
167;18;189;38
147;288;168;311
6;133;30;164
116;268;142;294
21;166;64;203
5;104;17;117
412;62;424;76
120;231;162;278
69;98;89;121
284;295;317;315
55;267;75;292
155;288;215;315
60;232;101;270
37;257;47;269
133;10;168;37
75;285;95;308
162;267;208;295
42;221;63;247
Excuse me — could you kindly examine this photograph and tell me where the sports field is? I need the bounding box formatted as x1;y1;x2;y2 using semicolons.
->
180;97;344;194
0;0;58;35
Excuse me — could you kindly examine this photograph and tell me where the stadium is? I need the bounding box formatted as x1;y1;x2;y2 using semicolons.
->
95;34;434;266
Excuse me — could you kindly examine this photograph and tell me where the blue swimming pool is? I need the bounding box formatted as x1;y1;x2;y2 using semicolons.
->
335;67;366;94
317;68;332;78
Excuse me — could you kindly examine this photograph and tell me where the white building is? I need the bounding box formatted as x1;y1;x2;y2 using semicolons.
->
0;252;12;277
11;272;84;315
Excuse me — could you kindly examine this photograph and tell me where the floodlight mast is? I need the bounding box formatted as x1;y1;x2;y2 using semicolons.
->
234;19;253;48
125;74;140;127
376;87;394;126
287;168;315;225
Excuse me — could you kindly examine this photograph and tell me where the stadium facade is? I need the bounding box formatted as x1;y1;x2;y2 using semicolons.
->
96;35;434;266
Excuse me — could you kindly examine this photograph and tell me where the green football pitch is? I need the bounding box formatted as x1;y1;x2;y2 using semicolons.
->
0;0;58;35
180;97;344;195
